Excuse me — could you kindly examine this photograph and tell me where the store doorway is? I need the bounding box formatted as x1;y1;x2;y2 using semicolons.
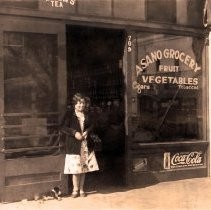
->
66;25;126;191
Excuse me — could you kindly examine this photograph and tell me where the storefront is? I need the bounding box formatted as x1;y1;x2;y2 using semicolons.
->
0;0;209;203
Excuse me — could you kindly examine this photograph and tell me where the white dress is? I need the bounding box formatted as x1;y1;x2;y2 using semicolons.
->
64;112;99;174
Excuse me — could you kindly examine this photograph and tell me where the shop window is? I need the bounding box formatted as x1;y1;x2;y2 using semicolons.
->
3;32;59;158
132;32;206;142
4;32;58;113
146;0;176;23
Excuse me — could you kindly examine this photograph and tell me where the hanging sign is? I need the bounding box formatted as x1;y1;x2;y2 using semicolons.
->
163;151;205;170
133;48;202;94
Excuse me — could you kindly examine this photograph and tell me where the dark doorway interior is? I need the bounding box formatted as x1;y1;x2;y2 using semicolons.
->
66;25;126;191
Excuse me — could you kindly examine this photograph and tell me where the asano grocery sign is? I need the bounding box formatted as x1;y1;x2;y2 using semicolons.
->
133;48;202;94
136;48;201;75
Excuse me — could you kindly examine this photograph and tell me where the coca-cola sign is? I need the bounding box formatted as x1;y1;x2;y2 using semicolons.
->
164;151;205;169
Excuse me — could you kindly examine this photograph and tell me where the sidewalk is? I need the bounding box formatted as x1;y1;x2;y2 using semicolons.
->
1;177;211;210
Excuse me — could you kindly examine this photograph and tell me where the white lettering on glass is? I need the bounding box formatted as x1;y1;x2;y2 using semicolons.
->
136;48;201;75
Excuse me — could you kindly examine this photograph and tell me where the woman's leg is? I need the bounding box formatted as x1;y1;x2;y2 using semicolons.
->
72;174;80;196
79;173;86;195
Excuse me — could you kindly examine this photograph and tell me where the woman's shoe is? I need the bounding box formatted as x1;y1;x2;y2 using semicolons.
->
80;191;87;197
71;191;79;198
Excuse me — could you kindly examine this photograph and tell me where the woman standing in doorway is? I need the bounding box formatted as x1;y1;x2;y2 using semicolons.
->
62;93;99;198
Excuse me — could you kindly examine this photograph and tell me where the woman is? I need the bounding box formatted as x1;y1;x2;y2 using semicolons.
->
62;93;99;198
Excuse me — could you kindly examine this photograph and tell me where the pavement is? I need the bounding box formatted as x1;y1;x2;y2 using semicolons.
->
1;177;211;210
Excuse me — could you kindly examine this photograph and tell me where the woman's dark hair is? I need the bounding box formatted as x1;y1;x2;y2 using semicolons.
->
72;93;85;106
85;96;90;103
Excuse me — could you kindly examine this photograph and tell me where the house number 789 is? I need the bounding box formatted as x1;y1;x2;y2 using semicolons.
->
127;35;132;52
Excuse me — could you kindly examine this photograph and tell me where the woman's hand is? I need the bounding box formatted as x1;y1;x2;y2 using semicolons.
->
75;132;83;141
82;131;88;139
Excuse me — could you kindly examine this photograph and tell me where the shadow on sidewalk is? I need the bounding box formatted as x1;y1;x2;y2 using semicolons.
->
83;170;160;195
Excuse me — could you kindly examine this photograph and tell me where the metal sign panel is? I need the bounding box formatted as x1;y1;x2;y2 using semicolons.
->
163;151;206;170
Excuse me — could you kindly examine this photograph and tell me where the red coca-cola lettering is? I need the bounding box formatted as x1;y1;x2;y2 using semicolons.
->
171;152;203;166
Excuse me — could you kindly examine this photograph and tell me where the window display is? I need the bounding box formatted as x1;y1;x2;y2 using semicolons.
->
131;33;206;142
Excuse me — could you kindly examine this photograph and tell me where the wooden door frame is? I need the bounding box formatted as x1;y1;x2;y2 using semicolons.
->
0;17;67;202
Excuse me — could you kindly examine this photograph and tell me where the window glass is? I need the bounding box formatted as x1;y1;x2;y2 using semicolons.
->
4;32;58;113
3;32;59;158
132;32;205;142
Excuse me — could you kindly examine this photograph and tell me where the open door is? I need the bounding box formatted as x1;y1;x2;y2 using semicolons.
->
66;25;126;190
0;19;68;202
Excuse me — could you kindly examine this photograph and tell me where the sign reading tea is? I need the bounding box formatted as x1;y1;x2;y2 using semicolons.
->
133;48;201;94
44;0;76;8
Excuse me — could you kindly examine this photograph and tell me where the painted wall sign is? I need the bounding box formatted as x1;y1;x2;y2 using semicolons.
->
163;151;205;170
44;0;76;8
133;48;202;94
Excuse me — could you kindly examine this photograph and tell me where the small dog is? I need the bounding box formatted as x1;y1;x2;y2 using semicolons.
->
35;187;62;201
